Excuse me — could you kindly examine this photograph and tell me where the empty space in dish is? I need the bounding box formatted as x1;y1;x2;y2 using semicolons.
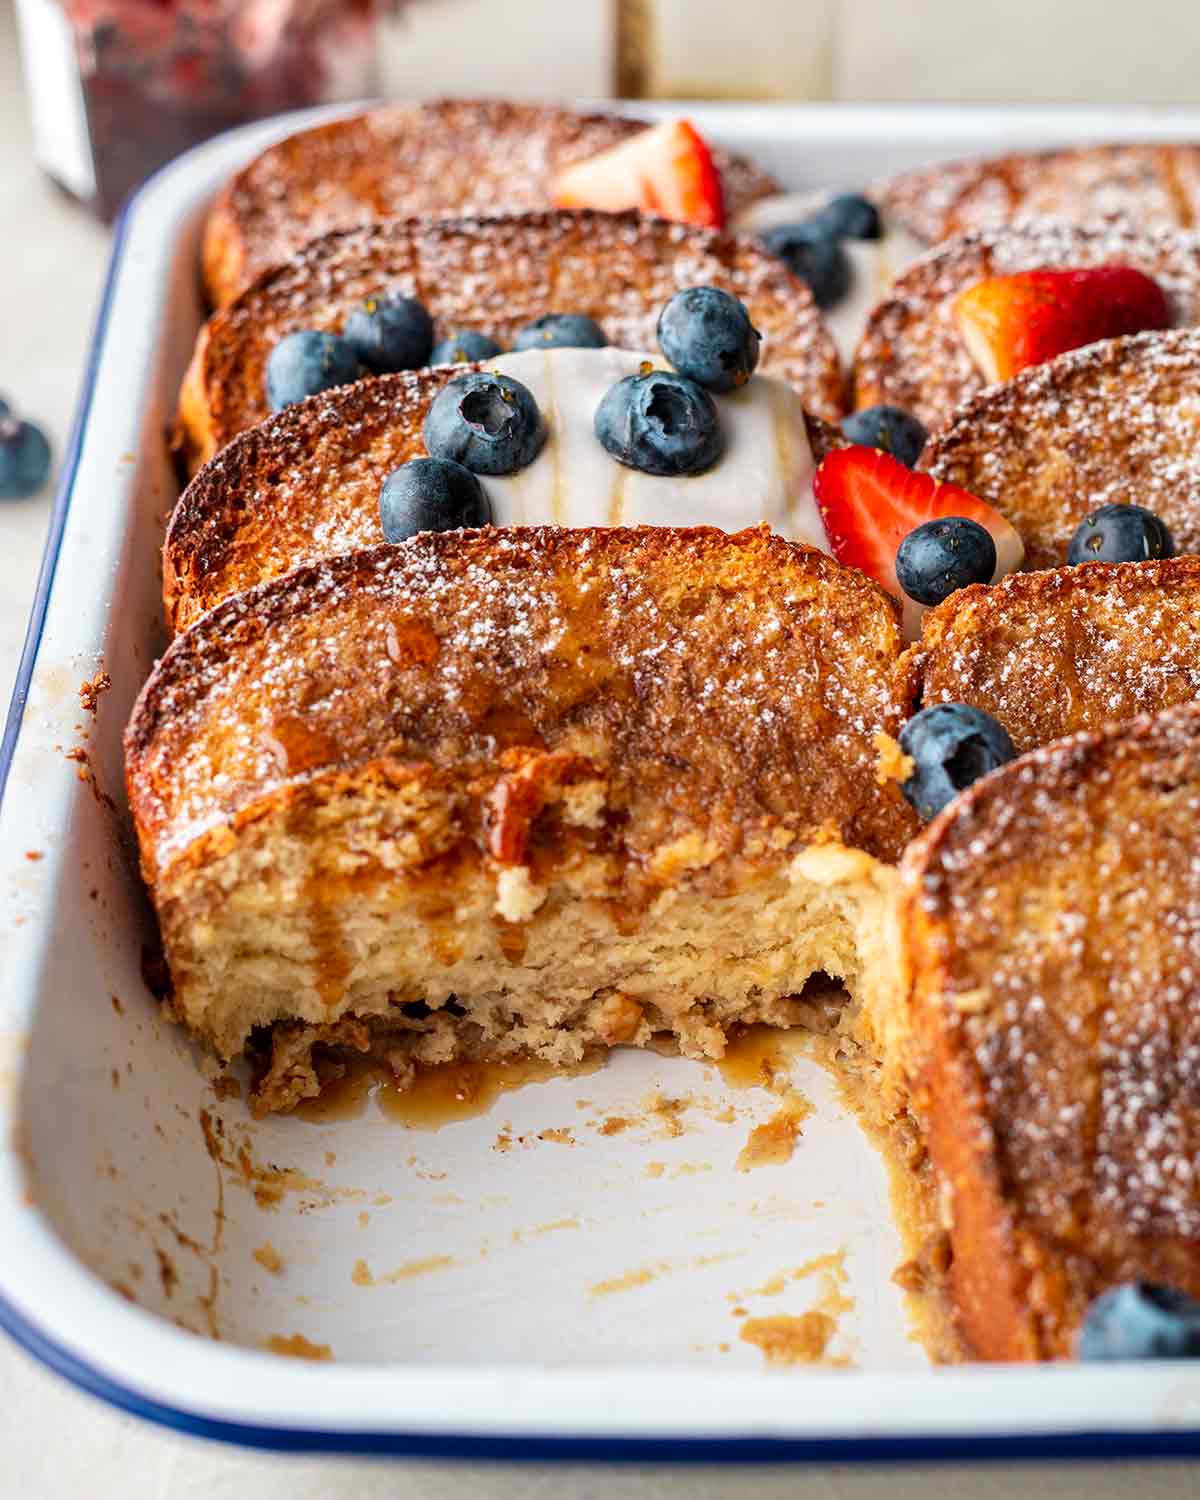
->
5;104;1200;1447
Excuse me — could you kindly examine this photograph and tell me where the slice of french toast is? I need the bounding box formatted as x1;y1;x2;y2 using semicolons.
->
899;703;1200;1359
905;558;1200;753
921;327;1200;571
126;526;916;1115
164;349;846;634
178;210;844;472
203;99;778;309
877;142;1200;247
853;221;1200;431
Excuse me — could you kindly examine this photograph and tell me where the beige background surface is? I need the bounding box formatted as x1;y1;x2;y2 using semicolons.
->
3;0;1200;1494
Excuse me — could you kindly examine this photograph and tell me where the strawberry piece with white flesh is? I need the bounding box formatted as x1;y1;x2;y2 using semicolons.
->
953;265;1170;384
813;445;1024;639
552;119;725;230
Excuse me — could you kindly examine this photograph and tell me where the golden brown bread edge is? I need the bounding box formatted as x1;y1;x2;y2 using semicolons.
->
877;142;1200;246
203;99;780;309
178;209;844;472
164;360;845;633
921;326;1200;571
899;702;1200;1359
130;525;917;890
902;557;1200;753
853;220;1200;431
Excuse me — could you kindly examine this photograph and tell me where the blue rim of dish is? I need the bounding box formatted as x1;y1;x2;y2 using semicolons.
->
4;126;1200;1466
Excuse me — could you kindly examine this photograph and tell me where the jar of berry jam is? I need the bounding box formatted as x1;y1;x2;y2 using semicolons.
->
15;0;382;221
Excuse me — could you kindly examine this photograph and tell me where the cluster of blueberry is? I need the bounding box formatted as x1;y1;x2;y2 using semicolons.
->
265;293;612;413
0;397;50;502
759;192;881;310
379;287;761;545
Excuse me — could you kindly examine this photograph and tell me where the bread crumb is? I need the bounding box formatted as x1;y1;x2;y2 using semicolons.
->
873;730;914;786
253;1242;283;1274
494;865;547;922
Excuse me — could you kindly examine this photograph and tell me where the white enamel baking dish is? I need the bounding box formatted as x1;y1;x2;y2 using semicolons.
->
5;102;1200;1461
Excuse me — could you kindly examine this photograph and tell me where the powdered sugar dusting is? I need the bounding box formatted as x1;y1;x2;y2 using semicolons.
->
129;528;915;877
909;705;1200;1293
203;209;843;450
215;100;777;302
925;325;1200;570
855;218;1200;431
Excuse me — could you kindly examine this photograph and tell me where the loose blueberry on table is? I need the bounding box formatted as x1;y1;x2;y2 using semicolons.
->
841;404;927;468
423;371;546;476
896;517;996;607
1078;1282;1200;1361
429;331;503;366
343;294;435;374
511;314;608;352
0;403;52;501
656;286;761;394
899;703;1017;821
594;369;724;478
1067;503;1174;566
265;330;363;412
379;457;492;543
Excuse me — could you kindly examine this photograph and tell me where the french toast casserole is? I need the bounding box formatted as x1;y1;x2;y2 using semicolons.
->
125;100;1200;1362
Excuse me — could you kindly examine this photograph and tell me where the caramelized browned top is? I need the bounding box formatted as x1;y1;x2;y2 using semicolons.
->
904;705;1200;1339
165;362;844;634
878;143;1200;246
854;221;1200;431
908;559;1200;752
127;527;917;886
923;327;1200;571
187;210;844;462
203;99;778;308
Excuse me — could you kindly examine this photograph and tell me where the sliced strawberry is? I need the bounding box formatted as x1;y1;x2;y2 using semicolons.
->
552;119;725;230
953;265;1170;383
814;446;1024;636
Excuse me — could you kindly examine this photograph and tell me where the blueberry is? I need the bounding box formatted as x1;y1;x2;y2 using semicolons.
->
379;457;491;543
1067;503;1175;566
811;193;882;242
429;331;503;366
423;371;546;476
1079;1283;1200;1361
594;370;723;477
511;314;608;352
265;331;364;412
343;294;434;373
899;703;1016;821
761;222;851;309
896;517;996;607
656;286;761;394
0;415;51;500
841;404;928;468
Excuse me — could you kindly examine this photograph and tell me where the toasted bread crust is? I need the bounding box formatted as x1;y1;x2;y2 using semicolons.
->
164;362;845;633
853;221;1200;431
202;99;779;309
178;210;844;471
906;558;1200;752
922;326;1200;570
878;143;1200;246
901;704;1200;1359
129;525;917;891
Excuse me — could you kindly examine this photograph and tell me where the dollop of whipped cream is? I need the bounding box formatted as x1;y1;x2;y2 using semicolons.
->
733;192;928;367
475;346;827;553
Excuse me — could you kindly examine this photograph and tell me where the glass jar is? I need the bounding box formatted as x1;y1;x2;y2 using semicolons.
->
15;0;382;221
